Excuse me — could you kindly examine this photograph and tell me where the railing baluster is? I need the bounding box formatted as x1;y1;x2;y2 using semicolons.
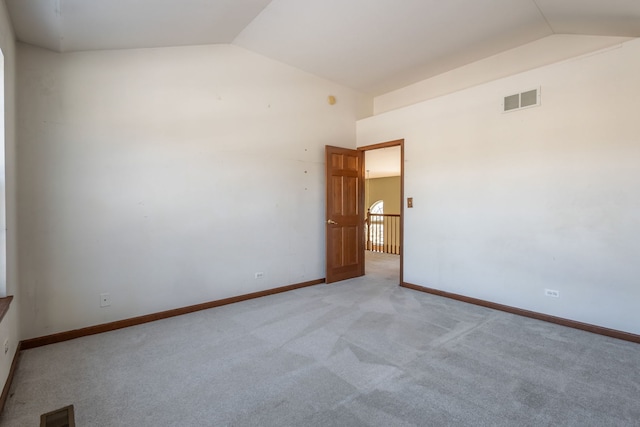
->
365;213;400;255
391;216;395;254
385;215;389;254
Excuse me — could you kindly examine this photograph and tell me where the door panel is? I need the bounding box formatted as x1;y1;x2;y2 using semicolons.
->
325;145;364;283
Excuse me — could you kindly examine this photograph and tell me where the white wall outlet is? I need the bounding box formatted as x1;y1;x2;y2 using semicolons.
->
544;289;560;298
3;339;8;354
100;293;111;307
254;272;264;279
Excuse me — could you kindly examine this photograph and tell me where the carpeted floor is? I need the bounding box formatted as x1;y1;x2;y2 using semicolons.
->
2;252;639;426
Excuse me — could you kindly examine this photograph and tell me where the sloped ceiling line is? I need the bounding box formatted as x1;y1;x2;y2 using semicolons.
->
531;0;554;33
5;0;640;95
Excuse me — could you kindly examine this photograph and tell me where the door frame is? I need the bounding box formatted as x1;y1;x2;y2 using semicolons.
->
358;139;404;284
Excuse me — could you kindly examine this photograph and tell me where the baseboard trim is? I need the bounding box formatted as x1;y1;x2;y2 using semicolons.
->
401;282;640;344
21;278;325;350
0;341;22;414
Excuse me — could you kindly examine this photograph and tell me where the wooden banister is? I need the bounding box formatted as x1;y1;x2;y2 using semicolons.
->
365;213;400;255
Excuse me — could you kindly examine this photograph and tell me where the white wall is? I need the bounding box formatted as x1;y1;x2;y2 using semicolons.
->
17;43;367;339
358;39;640;335
374;35;632;115
0;0;19;393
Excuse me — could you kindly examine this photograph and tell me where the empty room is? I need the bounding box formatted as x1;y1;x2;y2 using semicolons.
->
0;0;638;425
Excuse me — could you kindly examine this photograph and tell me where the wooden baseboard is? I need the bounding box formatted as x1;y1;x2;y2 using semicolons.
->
401;282;640;344
0;341;21;414
21;279;325;350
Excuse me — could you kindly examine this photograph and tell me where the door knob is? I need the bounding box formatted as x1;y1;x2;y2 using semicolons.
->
327;219;338;225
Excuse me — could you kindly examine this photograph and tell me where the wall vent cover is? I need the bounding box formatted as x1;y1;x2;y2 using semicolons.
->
40;405;75;427
503;87;540;112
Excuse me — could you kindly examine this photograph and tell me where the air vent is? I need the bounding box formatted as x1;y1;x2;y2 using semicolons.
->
503;87;540;112
504;94;520;111
41;405;75;427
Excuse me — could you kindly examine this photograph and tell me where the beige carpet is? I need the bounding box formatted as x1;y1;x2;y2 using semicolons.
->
2;252;639;426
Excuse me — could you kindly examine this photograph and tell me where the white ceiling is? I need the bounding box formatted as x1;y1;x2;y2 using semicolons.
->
5;0;273;52
5;0;640;95
365;146;401;179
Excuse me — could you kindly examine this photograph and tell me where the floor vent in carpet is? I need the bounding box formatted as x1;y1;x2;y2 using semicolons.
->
40;405;75;427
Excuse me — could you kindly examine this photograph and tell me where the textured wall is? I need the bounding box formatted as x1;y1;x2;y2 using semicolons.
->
359;39;640;334
0;0;19;396
17;43;366;339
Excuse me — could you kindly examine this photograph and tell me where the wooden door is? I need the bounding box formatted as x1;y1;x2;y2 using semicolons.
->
325;145;365;283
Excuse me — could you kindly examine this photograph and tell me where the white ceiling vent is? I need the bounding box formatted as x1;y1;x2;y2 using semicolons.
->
503;87;540;112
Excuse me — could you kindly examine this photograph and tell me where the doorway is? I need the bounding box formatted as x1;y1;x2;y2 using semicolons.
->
325;140;404;284
360;140;404;284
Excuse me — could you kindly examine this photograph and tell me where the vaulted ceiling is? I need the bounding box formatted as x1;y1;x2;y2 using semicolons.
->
5;0;640;95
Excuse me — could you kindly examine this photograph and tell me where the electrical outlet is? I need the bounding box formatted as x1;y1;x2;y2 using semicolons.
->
3;339;8;355
100;293;111;307
255;272;264;279
544;289;560;298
